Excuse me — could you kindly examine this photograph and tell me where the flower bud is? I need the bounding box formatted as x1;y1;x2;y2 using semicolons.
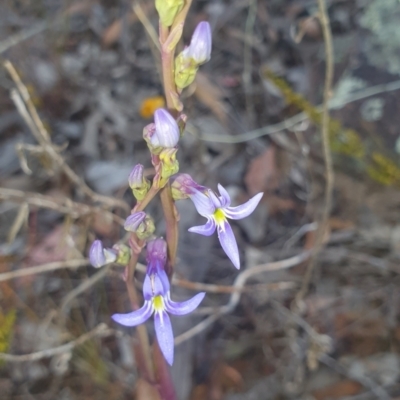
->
89;240;117;268
124;211;146;232
171;173;207;200
124;212;155;240
112;243;131;265
143;109;180;154
186;22;212;64
129;164;150;201
89;240;106;268
155;0;184;27
136;215;156;240
175;52;198;89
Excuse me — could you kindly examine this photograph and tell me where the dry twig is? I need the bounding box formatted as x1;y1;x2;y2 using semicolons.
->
3;60;130;213
0;323;115;363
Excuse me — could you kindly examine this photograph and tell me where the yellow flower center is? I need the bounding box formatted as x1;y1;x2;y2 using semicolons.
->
213;208;226;225
153;295;165;312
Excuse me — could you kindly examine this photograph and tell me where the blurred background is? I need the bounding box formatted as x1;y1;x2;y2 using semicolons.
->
1;0;400;399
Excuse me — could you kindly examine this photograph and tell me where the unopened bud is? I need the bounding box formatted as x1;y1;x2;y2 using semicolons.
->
89;240;117;268
155;0;184;27
143;109;179;154
186;22;212;64
124;211;146;232
112;243;131;265
136;215;156;240
124;212;155;240
129;164;150;200
175;52;198;89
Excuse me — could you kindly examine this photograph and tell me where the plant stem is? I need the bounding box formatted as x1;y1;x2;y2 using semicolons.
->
160;184;179;271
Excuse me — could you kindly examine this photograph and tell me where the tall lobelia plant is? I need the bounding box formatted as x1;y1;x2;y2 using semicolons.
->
89;0;263;397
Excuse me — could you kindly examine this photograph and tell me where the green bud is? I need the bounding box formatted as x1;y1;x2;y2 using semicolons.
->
136;215;156;240
112;244;131;265
175;52;198;89
155;0;184;27
129;164;151;201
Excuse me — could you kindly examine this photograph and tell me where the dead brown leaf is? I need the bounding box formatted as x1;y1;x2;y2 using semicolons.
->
245;146;279;196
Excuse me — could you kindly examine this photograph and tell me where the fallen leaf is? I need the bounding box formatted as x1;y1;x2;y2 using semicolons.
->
245;145;279;195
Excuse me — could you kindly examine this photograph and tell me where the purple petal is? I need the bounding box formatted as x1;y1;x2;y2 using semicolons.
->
217;221;240;269
208;189;222;209
89;240;106;268
154;311;174;365
158;269;171;293
188;218;216;236
143;272;168;299
143;274;152;300
190;189;215;217
217;184;231;207
224;192;263;220
165;292;206;315
112;301;153;327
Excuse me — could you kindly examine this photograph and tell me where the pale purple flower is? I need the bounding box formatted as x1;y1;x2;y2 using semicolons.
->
184;21;212;64
112;238;205;365
152;108;180;148
188;184;263;269
89;240;117;268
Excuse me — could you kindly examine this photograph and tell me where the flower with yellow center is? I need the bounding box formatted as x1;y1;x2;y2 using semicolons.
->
112;238;205;366
188;184;263;269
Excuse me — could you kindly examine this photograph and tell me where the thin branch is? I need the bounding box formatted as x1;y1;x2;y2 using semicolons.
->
0;187;125;224
60;266;111;316
0;259;89;282
191;78;400;144
0;323;115;362
3;60;129;213
174;251;311;345
242;0;257;126
295;0;334;304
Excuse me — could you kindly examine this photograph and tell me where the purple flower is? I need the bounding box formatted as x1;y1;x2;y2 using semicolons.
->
152;108;180;148
112;238;205;365
188;184;263;269
89;240;117;268
184;21;212;64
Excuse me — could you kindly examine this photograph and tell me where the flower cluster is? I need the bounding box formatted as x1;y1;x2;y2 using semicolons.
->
88;12;264;369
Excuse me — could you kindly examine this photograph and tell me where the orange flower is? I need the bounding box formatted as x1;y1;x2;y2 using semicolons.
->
139;96;165;119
